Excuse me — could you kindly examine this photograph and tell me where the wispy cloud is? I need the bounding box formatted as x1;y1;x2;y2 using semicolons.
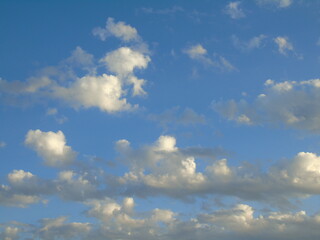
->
224;1;246;19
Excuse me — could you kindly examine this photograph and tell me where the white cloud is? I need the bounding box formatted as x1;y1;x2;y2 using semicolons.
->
274;36;294;55
185;44;207;59
225;2;246;19
25;130;77;167
256;0;293;8
214;78;320;131
51;74;133;113
93;17;139;42
102;47;150;77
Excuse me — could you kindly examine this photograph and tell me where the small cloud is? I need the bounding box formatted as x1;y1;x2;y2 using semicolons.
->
274;36;293;55
93;17;139;42
25;129;77;167
184;44;207;59
0;141;6;148
232;34;267;51
184;44;235;72
46;108;58;116
225;2;245;19
140;6;184;15
149;107;206;128
256;0;293;8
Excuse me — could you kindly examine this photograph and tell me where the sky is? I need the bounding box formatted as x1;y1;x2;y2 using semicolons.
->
1;0;320;239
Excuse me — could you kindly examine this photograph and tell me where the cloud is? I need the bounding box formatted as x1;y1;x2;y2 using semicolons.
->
184;44;235;71
35;217;91;240
225;2;246;19
0;20;150;113
4;202;320;240
274;36;294;55
101;47;150;77
25;130;77;167
149;107;206;128
93;17;139;42
0;141;6;148
232;34;267;51
0;184;41;207
185;44;207;59
214;78;320;131
256;0;293;8
140;6;184;15
0;225;20;240
114;135;320;205
51;74;134;112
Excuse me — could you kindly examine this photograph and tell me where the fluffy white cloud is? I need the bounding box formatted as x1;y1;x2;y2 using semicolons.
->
93;17;139;42
25;130;77;167
214;78;320;131
51;74;134;112
274;36;294;55
101;47;150;77
225;2;245;19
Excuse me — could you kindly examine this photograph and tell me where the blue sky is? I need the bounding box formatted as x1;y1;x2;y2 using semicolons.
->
1;0;320;239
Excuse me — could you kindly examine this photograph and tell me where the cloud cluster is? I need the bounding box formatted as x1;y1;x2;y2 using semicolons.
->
214;78;320;131
114;135;320;206
0;19;150;113
2;201;320;240
4;132;320;208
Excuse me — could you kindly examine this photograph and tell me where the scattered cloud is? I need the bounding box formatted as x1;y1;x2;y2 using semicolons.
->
232;34;267;51
214;78;320;131
149;107;206;128
225;1;246;19
256;0;293;8
25;130;77;167
274;36;294;55
140;6;184;15
184;44;235;71
93;17;139;42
